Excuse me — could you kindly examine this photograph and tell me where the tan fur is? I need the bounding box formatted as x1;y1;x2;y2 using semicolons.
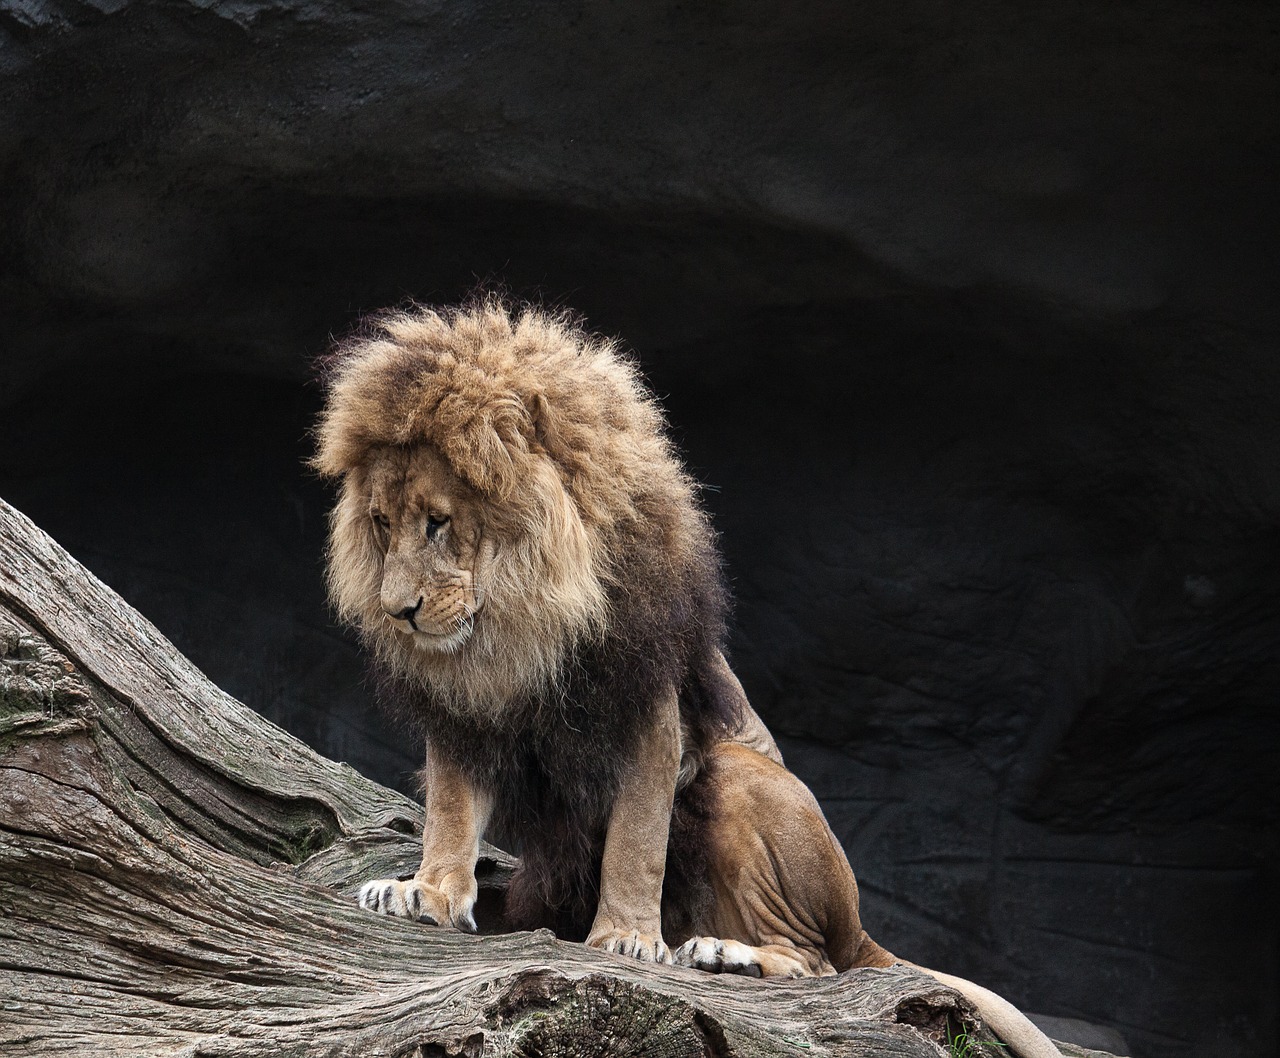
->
315;301;1061;1058
360;741;492;931
585;686;682;961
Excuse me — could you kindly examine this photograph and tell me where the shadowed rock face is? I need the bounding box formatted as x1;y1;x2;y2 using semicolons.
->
1;3;1276;1056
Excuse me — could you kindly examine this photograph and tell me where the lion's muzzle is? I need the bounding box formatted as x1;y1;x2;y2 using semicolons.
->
384;596;424;626
383;574;480;648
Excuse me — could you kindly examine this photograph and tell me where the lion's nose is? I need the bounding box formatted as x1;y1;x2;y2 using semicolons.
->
385;597;423;623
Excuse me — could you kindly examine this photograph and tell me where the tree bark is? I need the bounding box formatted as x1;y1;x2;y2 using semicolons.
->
0;497;1101;1058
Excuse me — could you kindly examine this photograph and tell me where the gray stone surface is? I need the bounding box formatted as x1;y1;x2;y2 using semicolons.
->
1030;1015;1130;1057
1;3;1276;1056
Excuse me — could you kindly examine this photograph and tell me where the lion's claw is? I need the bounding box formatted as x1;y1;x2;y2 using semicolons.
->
357;877;476;931
587;929;671;964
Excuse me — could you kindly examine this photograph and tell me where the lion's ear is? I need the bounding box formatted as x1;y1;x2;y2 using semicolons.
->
451;417;518;498
526;390;556;454
444;396;540;501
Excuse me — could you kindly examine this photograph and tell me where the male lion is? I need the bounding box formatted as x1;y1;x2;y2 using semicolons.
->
313;301;1061;1058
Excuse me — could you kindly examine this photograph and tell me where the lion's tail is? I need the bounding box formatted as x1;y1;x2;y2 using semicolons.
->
898;960;1066;1058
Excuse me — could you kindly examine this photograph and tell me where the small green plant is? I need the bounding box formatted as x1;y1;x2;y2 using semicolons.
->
947;1021;1007;1058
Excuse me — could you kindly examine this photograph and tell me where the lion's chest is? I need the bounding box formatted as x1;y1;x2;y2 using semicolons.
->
424;688;643;844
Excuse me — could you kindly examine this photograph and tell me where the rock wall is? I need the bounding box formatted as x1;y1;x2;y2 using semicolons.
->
1;3;1276;1055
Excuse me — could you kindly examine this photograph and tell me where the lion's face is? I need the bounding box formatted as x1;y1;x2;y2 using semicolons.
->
325;430;608;710
365;445;493;654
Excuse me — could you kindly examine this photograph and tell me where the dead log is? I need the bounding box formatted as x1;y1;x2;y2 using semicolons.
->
0;496;1104;1057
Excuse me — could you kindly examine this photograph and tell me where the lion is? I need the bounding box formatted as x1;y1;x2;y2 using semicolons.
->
312;300;1062;1058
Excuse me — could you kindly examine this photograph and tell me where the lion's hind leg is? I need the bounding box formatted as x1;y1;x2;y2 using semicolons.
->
673;742;888;980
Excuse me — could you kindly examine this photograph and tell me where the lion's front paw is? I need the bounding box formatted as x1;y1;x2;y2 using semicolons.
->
674;936;766;978
586;928;672;964
356;877;477;932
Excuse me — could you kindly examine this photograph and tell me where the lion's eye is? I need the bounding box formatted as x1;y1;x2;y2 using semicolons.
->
426;514;449;540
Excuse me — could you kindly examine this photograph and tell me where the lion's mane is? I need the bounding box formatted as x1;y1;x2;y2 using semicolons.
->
313;299;737;937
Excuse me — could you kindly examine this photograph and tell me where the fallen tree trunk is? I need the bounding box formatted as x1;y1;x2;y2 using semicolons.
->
0;496;1104;1057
